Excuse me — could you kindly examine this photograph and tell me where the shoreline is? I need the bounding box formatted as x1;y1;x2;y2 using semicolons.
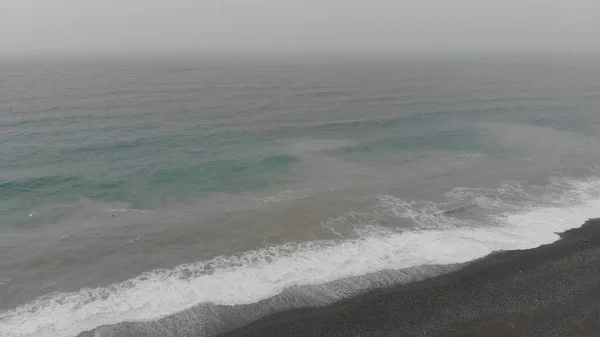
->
219;218;600;337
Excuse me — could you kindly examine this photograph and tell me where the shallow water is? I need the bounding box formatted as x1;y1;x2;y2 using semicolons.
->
1;55;600;337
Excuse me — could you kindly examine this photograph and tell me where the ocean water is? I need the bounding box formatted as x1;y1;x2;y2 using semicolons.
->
1;55;600;337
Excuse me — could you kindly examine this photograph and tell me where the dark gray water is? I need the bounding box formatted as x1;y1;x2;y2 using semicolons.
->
1;55;600;337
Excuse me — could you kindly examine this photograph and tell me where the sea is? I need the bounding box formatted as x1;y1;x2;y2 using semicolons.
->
1;54;600;337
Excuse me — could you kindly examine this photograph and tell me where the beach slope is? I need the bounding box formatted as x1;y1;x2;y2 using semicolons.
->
220;219;600;337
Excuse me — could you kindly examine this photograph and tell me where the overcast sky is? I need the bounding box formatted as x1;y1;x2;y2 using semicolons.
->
1;0;599;55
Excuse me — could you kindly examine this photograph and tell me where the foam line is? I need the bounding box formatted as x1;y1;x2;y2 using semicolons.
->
2;179;600;337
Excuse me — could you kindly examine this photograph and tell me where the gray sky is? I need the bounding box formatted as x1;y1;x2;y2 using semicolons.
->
1;0;599;55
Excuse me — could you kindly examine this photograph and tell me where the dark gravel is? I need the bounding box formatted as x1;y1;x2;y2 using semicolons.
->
219;218;600;337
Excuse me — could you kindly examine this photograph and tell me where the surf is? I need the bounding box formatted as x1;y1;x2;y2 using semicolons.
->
2;176;600;337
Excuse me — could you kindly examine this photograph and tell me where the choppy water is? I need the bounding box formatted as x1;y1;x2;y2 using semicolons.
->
1;55;600;337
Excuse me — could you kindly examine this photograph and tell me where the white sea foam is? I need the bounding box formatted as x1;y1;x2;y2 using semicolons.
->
2;178;600;337
457;153;486;159
104;208;148;214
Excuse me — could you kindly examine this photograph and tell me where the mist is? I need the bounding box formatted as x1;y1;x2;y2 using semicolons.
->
2;0;600;56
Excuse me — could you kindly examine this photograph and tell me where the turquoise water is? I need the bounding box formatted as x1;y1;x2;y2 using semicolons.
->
1;55;600;337
2;57;598;218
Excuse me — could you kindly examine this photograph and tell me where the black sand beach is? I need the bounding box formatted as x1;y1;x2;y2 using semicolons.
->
220;219;600;337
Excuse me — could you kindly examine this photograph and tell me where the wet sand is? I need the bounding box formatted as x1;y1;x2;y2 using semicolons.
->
220;218;600;337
